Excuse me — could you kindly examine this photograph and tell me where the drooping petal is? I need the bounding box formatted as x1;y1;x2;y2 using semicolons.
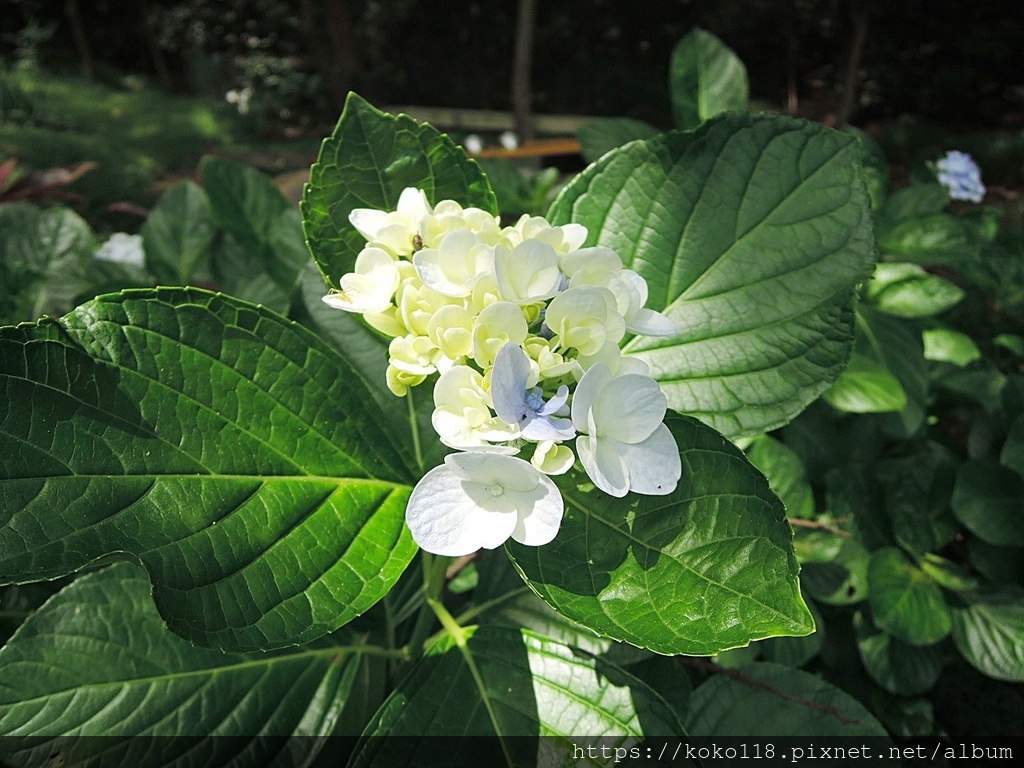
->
576;425;629;497
616;422;682;496
627;307;676;337
405;465;518;556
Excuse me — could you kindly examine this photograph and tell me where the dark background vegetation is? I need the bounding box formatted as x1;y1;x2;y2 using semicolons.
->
4;0;1024;130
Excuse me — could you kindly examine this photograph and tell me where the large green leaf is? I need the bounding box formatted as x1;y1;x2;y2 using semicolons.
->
684;662;889;737
0;288;417;651
302;93;497;286
549;114;875;438
349;626;686;767
0;563;357;767
141;180;216;285
867;547;950;646
877;442;959;554
952;459;1024;547
577;118;661;164
507;414;813;656
669;28;749;131
950;588;1024;682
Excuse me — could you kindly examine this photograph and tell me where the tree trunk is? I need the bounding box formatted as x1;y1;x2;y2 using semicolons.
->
323;0;360;108
837;0;869;126
64;0;96;81
512;0;538;142
137;0;174;91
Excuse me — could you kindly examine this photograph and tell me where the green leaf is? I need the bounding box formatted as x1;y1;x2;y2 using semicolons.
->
669;28;749;131
800;537;870;605
967;539;1024;587
854;612;941;695
938;367;1007;413
877;213;979;266
995;333;1024;358
744;434;815;519
507;414;813;656
919;553;980;592
842;126;887;210
875;184;949;233
684;661;889;737
549;114;875;438
877;441;959;554
822;352;907;413
1000;414;1024;478
866;262;965;318
952;459;1024;547
859;307;929;437
141;180;216;285
0;288;417;651
577;118;661;164
0;563;357;760
759;599;824;668
302;93;497;286
294;262;445;471
868;547;951;646
201;157;308;301
923;327;981;366
348;626;685;766
950;588;1024;682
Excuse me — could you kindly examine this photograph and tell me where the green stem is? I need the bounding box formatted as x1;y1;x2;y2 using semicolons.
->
406;552;450;659
423;586;532;648
407;388;425;476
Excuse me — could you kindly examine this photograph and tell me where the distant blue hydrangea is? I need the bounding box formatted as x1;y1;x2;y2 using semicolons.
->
936;150;986;203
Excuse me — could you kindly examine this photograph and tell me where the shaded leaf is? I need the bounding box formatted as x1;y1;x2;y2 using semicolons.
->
855;611;941;695
577;118;661;164
822;352;906;413
745;434;815;519
952;459;1024;547
141;180;216;285
684;662;889;737
0;563;357;767
866;262;964;318
669;28;748;131
349;626;685;767
868;547;951;646
950;588;1024;682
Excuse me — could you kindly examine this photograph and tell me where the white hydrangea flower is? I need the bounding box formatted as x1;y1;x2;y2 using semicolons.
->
506;214;588;255
431;365;518;451
94;233;145;267
322;247;400;314
574;340;651;377
426;305;476;362
493;239;562;304
490;343;575;442
413;229;495;297
531;440;575;475
544;286;626;356
571;362;681;497
349;187;432;256
471;301;528;368
406;452;563;556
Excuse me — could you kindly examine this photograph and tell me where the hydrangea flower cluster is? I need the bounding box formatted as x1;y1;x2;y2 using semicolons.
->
935;150;986;203
324;188;682;556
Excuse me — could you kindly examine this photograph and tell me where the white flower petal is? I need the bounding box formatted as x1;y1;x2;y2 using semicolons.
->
406;465;518;556
509;473;563;546
571;362;613;432
490;342;531;426
627;308;676;337
616;422;681;496
576;427;629;497
592;373;666;444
